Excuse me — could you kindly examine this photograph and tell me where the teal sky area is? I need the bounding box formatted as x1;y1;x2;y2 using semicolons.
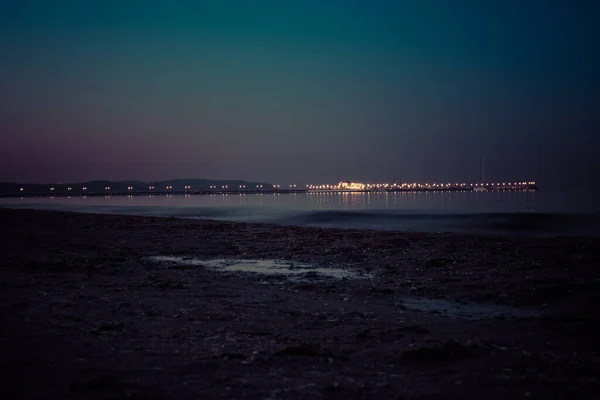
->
1;0;598;187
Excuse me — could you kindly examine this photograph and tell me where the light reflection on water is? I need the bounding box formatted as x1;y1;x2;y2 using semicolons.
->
2;190;544;211
1;190;599;236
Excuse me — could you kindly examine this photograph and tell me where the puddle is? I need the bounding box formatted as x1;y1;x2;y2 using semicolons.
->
149;256;368;280
397;297;541;320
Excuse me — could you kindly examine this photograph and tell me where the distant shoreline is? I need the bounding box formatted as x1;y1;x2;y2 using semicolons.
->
0;186;538;198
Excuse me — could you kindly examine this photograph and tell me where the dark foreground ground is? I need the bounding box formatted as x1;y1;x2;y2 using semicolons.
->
1;208;599;399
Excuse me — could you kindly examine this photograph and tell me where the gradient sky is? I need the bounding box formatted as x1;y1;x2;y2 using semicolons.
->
1;0;598;187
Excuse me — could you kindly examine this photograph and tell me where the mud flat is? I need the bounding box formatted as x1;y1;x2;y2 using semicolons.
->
1;208;599;399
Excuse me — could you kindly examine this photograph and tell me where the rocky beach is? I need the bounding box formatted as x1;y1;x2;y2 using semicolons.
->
1;207;599;399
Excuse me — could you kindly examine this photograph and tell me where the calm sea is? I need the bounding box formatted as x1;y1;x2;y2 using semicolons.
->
2;190;599;237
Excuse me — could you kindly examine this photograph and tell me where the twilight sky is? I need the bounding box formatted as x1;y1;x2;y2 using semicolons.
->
1;0;598;187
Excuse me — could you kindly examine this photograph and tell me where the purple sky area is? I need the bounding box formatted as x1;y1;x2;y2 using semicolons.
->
1;1;598;188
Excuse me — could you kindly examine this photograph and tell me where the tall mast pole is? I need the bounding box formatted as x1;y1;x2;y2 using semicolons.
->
482;156;486;184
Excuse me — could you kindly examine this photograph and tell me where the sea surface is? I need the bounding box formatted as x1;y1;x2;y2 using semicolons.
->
2;190;600;237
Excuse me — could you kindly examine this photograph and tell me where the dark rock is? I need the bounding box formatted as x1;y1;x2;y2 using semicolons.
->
400;340;473;363
275;343;334;358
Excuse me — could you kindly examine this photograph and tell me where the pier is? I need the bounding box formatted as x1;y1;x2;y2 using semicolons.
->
1;180;538;198
307;181;538;193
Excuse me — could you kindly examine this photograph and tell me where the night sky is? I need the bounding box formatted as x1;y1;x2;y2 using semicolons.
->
1;1;598;188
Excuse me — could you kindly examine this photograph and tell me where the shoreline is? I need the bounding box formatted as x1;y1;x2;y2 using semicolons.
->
1;208;599;399
2;200;599;239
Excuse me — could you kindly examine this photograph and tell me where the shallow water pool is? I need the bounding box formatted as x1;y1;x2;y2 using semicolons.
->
149;256;369;280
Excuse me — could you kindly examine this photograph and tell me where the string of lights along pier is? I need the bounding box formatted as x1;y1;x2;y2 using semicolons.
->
7;180;538;197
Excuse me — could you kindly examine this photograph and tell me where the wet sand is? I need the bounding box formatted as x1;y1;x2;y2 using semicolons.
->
1;208;599;399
